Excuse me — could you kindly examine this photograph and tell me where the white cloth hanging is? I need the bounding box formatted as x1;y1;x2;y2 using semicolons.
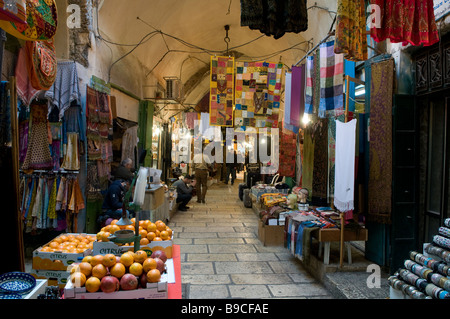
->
334;119;357;212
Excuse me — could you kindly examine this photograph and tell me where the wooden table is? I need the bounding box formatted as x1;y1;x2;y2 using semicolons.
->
312;227;368;265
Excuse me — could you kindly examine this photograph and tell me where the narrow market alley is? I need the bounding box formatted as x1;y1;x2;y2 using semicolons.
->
169;180;332;299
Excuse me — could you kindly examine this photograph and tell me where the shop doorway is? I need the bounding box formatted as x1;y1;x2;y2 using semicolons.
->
424;95;450;243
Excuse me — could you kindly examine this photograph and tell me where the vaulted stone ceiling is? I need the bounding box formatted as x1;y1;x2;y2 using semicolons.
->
96;0;337;119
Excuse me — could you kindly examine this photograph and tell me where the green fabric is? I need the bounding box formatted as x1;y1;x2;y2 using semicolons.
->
302;127;314;200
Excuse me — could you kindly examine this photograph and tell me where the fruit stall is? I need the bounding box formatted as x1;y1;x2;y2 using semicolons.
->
24;218;182;299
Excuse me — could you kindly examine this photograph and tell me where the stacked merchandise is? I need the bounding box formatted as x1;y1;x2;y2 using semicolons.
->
389;218;450;299
251;184;288;201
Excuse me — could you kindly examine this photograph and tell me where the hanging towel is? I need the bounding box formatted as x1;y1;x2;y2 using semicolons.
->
319;41;344;118
334;119;357;212
45;61;81;120
290;65;305;126
283;71;292;126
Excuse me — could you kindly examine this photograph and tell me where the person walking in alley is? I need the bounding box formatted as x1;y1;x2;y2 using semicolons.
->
225;149;238;185
193;145;211;203
173;175;194;211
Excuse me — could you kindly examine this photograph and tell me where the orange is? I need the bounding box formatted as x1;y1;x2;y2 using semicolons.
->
110;219;118;225
59;235;68;242
69;264;80;275
156;222;166;232
130;218;136;225
166;228;173;237
153;237;162;241
119;252;134;267
49;241;59;249
76;234;85;241
155;230;160;237
139;229;148;239
53;237;63;244
78;262;92;277
142;258;157;272
141;220;150;229
125;225;135;232
146;269;161;283
129;262;143;276
102;254;117;268
91;255;104;267
85;276;101;293
147;222;157;233
82;255;93;264
70;272;86;288
110;263;126;278
92;264;107;279
140;238;149;245
160;231;169;240
133;250;148;264
109;224;120;234
147;232;156;241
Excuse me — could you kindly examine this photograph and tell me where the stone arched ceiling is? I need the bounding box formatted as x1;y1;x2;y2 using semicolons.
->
96;0;337;119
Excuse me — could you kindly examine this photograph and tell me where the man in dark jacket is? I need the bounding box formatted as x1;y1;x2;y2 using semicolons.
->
173;175;194;211
114;158;134;183
101;179;130;221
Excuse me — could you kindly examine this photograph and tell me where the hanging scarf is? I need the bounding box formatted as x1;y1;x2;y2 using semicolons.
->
370;0;439;47
334;0;368;61
25;39;57;90
15;47;40;106
61;132;80;170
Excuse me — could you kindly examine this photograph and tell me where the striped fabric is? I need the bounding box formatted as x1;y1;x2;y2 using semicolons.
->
305;55;314;114
319;41;344;118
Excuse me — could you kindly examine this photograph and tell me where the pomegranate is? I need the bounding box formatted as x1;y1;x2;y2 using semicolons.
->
100;276;119;293
139;273;148;289
120;273;138;290
154;257;165;273
151;250;167;263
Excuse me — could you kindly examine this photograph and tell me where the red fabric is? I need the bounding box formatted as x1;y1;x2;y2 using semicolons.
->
168;244;182;299
370;0;439;47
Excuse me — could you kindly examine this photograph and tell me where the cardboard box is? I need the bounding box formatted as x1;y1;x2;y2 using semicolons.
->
30;269;70;289
92;239;173;258
64;274;168;299
143;186;165;210
258;219;285;246
32;233;95;270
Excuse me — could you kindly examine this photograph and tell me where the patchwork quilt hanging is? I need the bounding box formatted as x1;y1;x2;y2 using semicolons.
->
209;56;235;127
234;61;283;129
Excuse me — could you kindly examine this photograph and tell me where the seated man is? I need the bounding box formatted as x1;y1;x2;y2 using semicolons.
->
99;179;131;225
114;158;134;183
173;175;194;211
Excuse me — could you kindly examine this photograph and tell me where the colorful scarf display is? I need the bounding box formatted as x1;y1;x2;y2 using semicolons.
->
334;0;368;61
370;0;439;47
305;56;314;114
319;41;344;118
25;39;57;90
278;130;297;177
235;61;283;129
209;56;234;127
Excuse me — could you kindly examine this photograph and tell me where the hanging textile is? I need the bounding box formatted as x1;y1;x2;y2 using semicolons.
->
290;65;305;127
45;61;81;120
15;47;40;106
328;114;345;204
0;0;57;41
21;103;53;170
334;0;368;61
295;132;302;186
61;132;80;170
25;40;57;91
0;0;26;25
305;56;314;114
369;0;439;47
367;59;394;224
311;118;328;204
235;61;283;129
278;130;296;177
186;112;198;130
240;0;308;39
284;71;292;125
209;56;234;127
18;120;28;163
121;125;138;163
334;119;357;212
319;41;344;118
301;126;314;196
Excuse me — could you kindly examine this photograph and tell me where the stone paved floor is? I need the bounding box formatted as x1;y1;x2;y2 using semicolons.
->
167;180;333;299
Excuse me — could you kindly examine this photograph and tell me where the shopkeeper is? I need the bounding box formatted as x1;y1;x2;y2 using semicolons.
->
114;158;134;183
98;179;132;226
